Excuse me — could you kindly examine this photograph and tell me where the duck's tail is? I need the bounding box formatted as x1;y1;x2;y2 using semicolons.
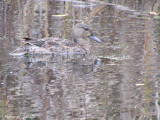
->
23;37;32;41
9;46;27;56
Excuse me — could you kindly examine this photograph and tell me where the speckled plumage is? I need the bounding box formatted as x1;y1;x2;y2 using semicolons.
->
10;23;101;56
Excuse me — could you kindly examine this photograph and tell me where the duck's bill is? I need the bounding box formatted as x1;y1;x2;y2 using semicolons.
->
89;35;101;43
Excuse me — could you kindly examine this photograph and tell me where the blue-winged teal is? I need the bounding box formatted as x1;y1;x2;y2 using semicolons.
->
10;23;101;56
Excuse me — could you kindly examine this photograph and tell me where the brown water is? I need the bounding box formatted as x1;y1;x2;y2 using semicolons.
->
0;0;160;120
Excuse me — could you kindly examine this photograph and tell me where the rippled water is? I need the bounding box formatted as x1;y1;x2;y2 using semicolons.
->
0;0;160;120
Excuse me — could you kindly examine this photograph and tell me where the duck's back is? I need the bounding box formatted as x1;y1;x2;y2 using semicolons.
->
10;37;86;56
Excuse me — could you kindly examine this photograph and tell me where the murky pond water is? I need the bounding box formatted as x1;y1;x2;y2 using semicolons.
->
0;0;160;120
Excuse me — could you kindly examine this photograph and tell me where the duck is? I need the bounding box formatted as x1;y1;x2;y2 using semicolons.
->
10;23;101;56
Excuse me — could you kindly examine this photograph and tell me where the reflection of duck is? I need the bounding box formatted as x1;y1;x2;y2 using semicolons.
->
10;23;101;56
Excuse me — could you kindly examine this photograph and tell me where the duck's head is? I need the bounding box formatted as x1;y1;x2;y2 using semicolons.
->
72;23;101;51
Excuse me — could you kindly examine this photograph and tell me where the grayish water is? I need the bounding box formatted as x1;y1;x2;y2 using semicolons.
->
0;0;160;120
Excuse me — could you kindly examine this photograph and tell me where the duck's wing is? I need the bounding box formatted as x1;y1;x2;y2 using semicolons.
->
24;38;46;47
27;40;46;47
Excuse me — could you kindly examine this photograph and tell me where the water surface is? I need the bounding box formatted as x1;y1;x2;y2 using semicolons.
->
0;0;160;120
